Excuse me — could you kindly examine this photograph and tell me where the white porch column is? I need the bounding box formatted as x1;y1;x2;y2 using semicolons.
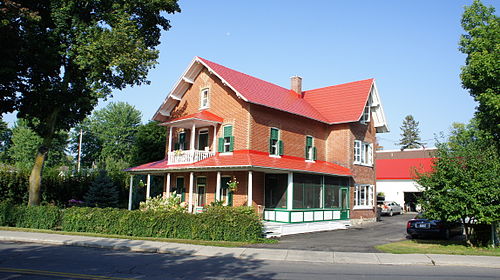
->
168;126;173;152
247;171;253;207
146;174;151;199
216;171;221;201
188;172;194;213
287;172;293;210
212;125;217;151
165;173;171;198
128;175;134;210
190;123;196;151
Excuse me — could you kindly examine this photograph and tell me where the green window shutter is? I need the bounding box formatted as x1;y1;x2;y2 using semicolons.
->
306;136;313;146
269;138;274;153
229;136;234;151
278;140;284;156
305;145;309;159
218;138;224;152
223;125;232;137
270;128;279;140
313;147;317;161
174;143;180;150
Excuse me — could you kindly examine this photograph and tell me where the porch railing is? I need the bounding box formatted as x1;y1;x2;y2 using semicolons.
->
167;150;215;165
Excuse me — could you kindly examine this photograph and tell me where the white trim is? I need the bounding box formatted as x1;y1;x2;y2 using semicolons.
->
128;175;134;210
199;88;210;109
247;171;253;207
146;174;151;199
188;172;194;212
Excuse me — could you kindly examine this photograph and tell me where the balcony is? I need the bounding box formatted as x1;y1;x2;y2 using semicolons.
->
168;150;215;165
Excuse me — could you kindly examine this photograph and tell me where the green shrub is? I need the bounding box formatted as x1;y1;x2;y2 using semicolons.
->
62;206;263;241
0;201;61;230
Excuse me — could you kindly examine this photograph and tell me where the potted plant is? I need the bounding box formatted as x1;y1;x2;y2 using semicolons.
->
227;176;239;193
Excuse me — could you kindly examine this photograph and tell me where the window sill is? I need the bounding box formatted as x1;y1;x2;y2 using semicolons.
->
269;155;281;158
353;162;373;167
305;160;315;163
219;152;233;156
353;205;374;210
199;106;210;110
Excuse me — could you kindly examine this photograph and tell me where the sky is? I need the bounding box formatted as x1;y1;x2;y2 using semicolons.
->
3;0;498;150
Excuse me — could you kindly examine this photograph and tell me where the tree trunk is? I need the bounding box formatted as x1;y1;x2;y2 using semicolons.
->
28;147;48;206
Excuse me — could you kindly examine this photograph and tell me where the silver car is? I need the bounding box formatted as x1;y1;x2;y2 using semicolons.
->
379;201;403;216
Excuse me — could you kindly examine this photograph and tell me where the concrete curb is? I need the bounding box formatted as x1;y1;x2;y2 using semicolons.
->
1;230;499;268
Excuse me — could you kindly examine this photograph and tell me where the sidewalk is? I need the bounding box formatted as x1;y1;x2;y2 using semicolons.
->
1;230;499;268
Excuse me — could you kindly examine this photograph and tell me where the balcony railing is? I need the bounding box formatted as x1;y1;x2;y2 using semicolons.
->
167;150;215;165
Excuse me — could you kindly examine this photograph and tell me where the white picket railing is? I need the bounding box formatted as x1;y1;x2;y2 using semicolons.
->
167;150;215;165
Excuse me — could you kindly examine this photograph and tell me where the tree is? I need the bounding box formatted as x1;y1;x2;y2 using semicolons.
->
0;118;11;161
131;121;166;165
0;1;180;205
398;115;424;150
84;170;119;208
416;120;500;246
459;0;500;143
8;119;69;170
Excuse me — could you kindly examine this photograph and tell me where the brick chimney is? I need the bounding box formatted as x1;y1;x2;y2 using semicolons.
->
291;76;302;97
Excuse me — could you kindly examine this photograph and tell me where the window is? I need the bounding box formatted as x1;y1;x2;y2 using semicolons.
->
293;173;321;209
354;140;373;166
354;184;374;208
269;128;283;156
200;88;209;109
198;130;209;150
305;136;317;161
175;132;187;150
218;125;234;153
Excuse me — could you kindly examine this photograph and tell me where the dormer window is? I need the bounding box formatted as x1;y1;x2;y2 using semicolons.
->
200;88;209;109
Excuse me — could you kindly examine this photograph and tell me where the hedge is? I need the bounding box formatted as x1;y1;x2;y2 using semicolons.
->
0;202;264;242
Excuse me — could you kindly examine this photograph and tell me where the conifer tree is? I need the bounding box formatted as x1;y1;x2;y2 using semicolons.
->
84;170;119;208
398;115;423;150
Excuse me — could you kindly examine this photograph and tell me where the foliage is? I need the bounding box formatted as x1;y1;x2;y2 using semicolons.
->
0;0;180;205
139;193;187;212
416;120;500;245
84;170;119;208
398;115;423;150
131;121;166;166
459;0;500;143
0;118;11;161
0;201;61;230
61;206;263;242
227;176;239;193
0;165;94;206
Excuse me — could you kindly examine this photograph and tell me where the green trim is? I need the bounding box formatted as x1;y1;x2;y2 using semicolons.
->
263;208;350;223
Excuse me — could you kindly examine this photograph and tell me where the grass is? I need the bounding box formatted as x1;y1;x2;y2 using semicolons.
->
0;226;277;247
375;239;500;256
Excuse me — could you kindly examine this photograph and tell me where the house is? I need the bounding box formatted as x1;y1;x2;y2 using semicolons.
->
376;148;436;212
126;56;389;224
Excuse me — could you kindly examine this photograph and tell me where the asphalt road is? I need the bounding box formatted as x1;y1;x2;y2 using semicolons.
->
1;241;499;280
249;213;413;252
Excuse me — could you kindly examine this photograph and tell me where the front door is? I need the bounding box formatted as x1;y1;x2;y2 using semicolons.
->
196;177;206;207
340;187;349;219
220;176;233;206
198;130;209;150
176;177;185;202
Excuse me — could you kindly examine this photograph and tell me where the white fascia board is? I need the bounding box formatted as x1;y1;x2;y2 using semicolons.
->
370;81;389;133
152;57;200;120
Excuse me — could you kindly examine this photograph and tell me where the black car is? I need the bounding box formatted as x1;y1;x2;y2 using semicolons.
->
407;215;463;239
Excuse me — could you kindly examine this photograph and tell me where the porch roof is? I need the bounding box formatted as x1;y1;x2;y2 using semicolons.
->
125;150;352;176
161;110;224;126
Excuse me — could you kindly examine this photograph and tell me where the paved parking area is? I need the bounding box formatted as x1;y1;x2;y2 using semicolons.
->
248;213;414;253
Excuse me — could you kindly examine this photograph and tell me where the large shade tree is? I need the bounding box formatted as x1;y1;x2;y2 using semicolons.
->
459;0;500;144
0;0;180;205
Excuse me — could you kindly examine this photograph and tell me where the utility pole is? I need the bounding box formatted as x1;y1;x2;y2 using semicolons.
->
77;128;83;172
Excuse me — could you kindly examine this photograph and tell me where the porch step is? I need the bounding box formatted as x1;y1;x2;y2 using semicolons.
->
263;220;351;238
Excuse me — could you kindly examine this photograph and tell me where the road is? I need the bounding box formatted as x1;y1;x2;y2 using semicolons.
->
1;241;498;280
249;213;412;252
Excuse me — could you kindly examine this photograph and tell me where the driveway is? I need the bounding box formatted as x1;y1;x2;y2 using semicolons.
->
248;213;413;253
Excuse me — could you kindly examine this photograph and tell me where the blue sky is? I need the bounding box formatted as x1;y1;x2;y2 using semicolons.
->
4;0;498;150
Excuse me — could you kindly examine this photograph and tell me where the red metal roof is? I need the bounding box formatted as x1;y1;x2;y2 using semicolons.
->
303;79;374;124
376;158;435;180
198;57;373;124
166;110;223;124
126;150;352;176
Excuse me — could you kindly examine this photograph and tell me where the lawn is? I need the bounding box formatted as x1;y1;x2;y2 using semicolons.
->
0;226;277;248
375;239;500;256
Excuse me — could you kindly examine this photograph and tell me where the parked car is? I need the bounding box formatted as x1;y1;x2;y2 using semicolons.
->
407;214;463;239
379;201;403;216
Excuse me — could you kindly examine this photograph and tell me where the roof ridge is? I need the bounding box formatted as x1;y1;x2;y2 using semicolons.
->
304;78;374;94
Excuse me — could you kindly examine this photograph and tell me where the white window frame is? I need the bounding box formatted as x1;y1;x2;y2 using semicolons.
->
354;184;374;209
354;140;373;166
305;135;314;161
200;88;210;109
270;127;280;157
